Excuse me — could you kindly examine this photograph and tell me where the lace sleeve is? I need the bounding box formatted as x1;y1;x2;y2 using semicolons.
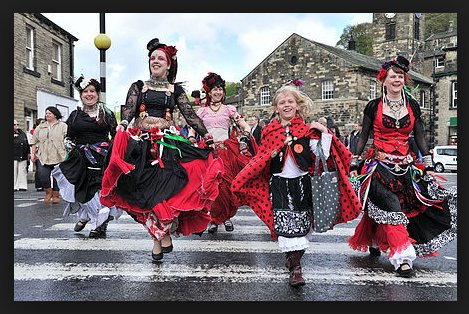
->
120;81;143;124
175;85;208;137
354;100;377;156
412;113;430;156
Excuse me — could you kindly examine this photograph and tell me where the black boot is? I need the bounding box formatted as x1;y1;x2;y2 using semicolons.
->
286;250;306;287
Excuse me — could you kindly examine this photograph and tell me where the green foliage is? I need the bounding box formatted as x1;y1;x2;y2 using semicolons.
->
336;23;374;56
424;13;457;39
336;13;457;55
225;82;240;97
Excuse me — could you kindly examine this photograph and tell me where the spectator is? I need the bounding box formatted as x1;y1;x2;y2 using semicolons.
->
30;106;68;204
248;115;262;145
14;120;30;191
347;122;362;155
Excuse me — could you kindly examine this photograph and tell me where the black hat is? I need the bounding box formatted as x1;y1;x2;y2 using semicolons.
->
202;72;225;93
147;38;178;83
382;55;410;73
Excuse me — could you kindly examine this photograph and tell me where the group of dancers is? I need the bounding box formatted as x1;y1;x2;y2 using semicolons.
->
49;39;456;287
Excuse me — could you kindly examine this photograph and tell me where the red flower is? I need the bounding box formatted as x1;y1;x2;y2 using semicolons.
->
377;68;387;82
365;147;377;160
165;46;178;59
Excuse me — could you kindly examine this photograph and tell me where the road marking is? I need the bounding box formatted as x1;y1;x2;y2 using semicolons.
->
46;223;356;236
15;202;39;207
13;262;456;286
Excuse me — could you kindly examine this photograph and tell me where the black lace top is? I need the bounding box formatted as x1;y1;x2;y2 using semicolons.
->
121;80;208;137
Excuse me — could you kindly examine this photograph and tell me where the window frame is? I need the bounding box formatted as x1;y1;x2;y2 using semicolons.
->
26;26;34;70
451;81;457;109
369;79;377;100
259;86;271;106
52;41;62;81
321;80;334;100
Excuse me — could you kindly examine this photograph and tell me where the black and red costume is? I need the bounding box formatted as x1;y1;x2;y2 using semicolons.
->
100;81;223;239
231;115;362;240
348;96;457;257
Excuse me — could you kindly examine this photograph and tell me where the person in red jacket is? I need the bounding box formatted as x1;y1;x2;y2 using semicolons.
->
232;84;361;287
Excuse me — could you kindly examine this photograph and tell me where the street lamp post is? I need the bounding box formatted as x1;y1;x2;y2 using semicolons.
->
94;13;111;103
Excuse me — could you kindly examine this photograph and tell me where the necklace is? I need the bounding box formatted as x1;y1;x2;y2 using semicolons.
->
145;76;169;89
83;103;100;119
209;103;222;113
385;97;404;128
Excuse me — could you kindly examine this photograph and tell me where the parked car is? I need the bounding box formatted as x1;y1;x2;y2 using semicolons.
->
432;145;457;173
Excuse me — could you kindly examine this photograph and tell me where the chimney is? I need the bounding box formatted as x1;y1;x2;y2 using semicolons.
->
348;35;356;51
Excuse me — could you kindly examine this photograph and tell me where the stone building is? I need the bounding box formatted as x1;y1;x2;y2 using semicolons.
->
371;12;457;146
422;29;458;146
237;13;456;147
238;32;433;140
13;13;78;132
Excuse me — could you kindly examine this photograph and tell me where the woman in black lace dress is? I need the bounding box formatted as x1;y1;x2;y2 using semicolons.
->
101;38;222;262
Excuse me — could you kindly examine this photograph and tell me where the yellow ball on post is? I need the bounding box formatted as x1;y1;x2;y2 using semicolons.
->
94;33;111;50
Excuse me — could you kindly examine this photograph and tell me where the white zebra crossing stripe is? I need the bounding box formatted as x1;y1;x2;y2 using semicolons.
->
14;238;355;253
13;262;456;286
46;223;356;236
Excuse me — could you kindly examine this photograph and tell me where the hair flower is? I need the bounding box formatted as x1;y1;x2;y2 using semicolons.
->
165;45;178;58
79;80;89;89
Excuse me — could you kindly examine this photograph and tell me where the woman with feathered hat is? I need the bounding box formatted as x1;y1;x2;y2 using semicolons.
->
189;72;257;233
348;55;457;277
100;38;223;261
51;75;122;238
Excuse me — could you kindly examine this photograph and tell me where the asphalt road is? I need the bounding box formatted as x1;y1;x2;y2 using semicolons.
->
13;172;457;303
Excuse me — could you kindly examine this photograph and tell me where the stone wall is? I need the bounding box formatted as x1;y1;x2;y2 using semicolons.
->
14;13;75;127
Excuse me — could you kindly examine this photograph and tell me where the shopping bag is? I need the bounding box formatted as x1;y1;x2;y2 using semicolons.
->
311;140;340;233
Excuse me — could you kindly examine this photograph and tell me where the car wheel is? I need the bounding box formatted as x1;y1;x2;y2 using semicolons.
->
434;163;444;173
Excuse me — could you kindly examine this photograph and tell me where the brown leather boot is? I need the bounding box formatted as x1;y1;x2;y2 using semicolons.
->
286;250;306;287
44;188;53;204
52;191;60;204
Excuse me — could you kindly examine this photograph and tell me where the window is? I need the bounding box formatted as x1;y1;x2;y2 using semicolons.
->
290;55;298;65
451;81;457;108
385;22;396;40
414;20;420;40
420;90;427;108
52;41;62;81
435;56;444;68
369;80;377;100
260;86;271;106
322;80;334;100
26;26;34;70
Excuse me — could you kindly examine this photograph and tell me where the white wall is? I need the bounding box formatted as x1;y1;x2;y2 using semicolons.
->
37;89;79;121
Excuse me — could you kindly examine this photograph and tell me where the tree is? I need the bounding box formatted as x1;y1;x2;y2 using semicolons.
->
424;13;457;39
225;82;239;97
336;23;374;56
